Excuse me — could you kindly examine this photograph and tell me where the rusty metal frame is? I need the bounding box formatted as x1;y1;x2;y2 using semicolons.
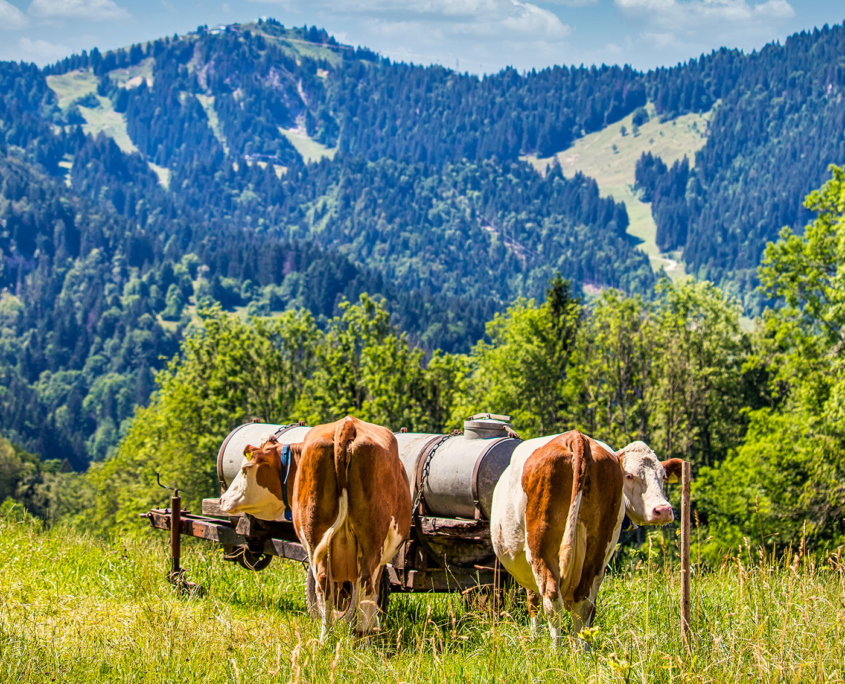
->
141;506;504;593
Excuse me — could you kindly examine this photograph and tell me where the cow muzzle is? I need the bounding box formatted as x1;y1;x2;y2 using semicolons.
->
649;505;674;524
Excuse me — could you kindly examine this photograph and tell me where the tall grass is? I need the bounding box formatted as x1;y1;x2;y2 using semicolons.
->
1;509;843;683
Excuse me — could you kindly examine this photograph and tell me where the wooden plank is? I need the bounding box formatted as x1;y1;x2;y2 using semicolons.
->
265;538;307;563
201;498;227;516
418;516;490;539
145;509;246;547
236;515;261;537
681;461;692;647
404;568;497;592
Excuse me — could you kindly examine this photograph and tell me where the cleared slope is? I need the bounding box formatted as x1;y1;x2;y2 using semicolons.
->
525;103;712;280
45;70;98;110
280;127;336;163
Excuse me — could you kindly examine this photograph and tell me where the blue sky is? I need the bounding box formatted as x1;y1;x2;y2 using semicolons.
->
0;0;842;73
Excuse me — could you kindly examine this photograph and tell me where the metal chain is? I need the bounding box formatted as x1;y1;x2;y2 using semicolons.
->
412;430;461;513
272;423;299;439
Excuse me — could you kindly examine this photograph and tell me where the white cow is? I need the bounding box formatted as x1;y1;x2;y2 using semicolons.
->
490;430;682;645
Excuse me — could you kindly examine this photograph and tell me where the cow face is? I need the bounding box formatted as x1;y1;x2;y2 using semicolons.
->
219;437;287;520
617;441;683;526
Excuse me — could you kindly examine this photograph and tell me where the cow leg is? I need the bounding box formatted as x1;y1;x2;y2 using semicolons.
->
571;594;596;634
354;555;383;636
531;562;567;647
526;589;541;634
572;573;604;651
572;509;620;642
313;562;334;642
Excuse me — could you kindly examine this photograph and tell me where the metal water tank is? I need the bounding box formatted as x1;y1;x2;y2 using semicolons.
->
395;414;521;520
216;422;312;492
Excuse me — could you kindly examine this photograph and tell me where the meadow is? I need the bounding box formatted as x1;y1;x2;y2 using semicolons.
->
2;506;843;683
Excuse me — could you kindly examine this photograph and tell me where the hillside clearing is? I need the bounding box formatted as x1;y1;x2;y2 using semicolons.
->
148;162;171;189
196;93;229;154
280;126;337;163
108;57;155;88
77;95;138;154
2;511;843;683
525;104;712;281
46;70;138;155
246;22;345;66
46;70;98;110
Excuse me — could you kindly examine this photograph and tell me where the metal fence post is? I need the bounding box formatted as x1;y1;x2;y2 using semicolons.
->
170;490;182;582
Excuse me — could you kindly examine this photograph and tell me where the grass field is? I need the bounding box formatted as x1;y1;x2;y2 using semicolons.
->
524;104;712;281
2;509;843;683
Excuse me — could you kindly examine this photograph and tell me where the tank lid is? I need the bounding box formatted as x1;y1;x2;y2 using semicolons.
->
463;413;513;439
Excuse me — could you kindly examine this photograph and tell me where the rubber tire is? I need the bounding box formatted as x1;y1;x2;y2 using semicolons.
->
234;547;273;571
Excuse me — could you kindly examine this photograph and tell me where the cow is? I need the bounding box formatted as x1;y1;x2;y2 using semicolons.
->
490;430;682;646
219;416;412;638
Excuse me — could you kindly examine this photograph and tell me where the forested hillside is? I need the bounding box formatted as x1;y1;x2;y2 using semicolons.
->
2;18;845;475
38;17;845;303
636;23;845;302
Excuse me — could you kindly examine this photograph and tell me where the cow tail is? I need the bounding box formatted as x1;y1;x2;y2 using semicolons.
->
312;418;357;576
334;417;356;495
559;430;589;598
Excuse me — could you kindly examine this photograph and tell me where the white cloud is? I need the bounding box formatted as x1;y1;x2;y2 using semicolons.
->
615;0;795;27
642;31;680;48
615;0;795;55
501;1;570;38
543;0;599;5
15;36;71;62
0;0;29;28
28;0;131;21
379;0;567;39
251;0;569;40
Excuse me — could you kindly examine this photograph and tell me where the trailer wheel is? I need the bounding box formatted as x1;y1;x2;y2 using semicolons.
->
376;568;391;617
224;545;273;572
304;566;390;623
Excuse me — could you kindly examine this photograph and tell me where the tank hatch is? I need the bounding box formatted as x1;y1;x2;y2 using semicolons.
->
463;413;513;440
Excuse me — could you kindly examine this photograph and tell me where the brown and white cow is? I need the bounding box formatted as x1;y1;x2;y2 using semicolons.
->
220;416;412;638
490;430;682;645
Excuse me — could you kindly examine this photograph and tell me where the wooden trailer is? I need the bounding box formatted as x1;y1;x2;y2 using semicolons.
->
141;416;519;610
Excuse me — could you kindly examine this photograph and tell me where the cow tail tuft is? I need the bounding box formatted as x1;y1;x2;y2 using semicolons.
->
559;430;589;597
334;417;356;494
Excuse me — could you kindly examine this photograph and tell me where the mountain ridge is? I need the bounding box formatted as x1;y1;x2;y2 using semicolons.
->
1;17;844;467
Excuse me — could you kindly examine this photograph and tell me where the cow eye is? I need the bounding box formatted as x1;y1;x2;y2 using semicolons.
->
625;473;634;480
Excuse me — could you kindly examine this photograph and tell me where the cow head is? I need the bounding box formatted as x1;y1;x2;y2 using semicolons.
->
617;441;683;526
219;436;299;521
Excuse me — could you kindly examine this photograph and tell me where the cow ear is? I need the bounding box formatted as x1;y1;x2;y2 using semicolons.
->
243;444;259;460
662;458;684;484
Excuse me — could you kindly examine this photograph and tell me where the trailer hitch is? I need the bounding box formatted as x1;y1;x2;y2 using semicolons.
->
156;473;205;596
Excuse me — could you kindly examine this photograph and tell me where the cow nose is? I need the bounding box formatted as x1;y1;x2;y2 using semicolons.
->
652;505;673;522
